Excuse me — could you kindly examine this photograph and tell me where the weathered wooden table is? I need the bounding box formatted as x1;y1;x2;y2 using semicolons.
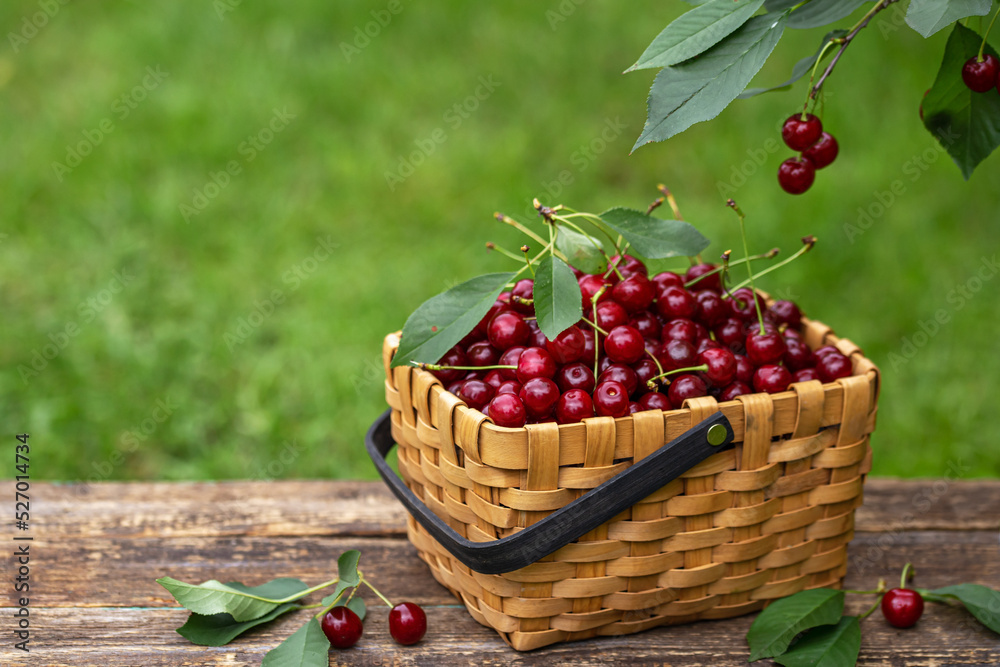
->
4;479;998;665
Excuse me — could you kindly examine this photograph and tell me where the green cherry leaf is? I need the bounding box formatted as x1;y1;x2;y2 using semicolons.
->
785;0;868;30
628;0;765;71
533;255;583;340
632;13;787;149
746;588;844;661
554;226;607;275
156;576;310;622
928;584;1000;634
598;207;709;260
346;596;367;621
176;603;300;647
337;550;361;588
921;22;1000;179
739;29;846;98
906;0;992;38
261;617;331;667
773;616;861;667
391;272;516;368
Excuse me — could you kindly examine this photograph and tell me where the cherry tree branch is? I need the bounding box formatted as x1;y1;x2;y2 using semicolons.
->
810;0;901;100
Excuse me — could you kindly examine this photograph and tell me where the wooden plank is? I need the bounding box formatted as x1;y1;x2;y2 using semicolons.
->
21;478;1000;539
4;601;1000;666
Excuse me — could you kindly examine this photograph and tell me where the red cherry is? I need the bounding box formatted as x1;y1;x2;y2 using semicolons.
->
628;311;662;340
598;364;639;397
962;54;1000;93
792;367;820;383
594;300;629;332
782;112;823;151
693;290;727;327
526;319;547;348
783;338;816;372
496;379;522;396
546;325;586;364
631;358;660;390
734;354;753;384
594;380;630;418
719;381;753;402
714;318;746;353
556;388;595;424
431;346;467;384
881;589;924;628
657;286;696;319
497;346;524;381
487;312;529;350
684;263;722;292
651;271;685;292
516;347;557;383
699;347;737;387
483;369;504;390
604;325;645;364
487;393;526;428
457;380;495;412
746;332;787;366
667;374;707;407
611;274;655;313
752;364;792;394
638;391;672;412
778;157;816;195
728;288;764;322
388;601;427;645
662;318;699;344
510;279;535;315
802;132;839;169
768;300;803;330
321;606;364;649
519;377;560;418
554;362;595;394
578;274;612;308
465;341;499;367
658;339;697;372
816;352;853;382
610;254;648;277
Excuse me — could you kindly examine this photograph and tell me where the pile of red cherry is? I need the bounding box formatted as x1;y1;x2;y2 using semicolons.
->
425;255;854;428
778;113;838;195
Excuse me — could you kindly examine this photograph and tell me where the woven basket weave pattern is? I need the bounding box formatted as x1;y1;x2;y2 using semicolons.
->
381;317;879;651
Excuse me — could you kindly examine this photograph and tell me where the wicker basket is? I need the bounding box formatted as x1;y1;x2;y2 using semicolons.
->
369;312;879;651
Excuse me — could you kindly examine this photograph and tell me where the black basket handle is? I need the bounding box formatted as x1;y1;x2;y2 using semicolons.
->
366;409;734;575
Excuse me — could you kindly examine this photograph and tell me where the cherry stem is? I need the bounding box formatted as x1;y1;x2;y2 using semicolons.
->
521;244;535;278
856;578;889;622
727;199;766;335
978;5;1000;60
553;217;613;268
495;212;547;248
900;562;915;589
581;316;609;336
555;209;622;255
486;241;526;263
360;573;394;607
724;236;816;296
646;196;664;215
810;0;900;101
657;184;683;221
647;364;709;388
603;250;626;282
413;362;516;372
590;284;609;377
645;347;665;377
683;250;778;289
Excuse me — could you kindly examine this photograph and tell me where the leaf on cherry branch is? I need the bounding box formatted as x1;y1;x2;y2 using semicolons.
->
783;0;870;30
533;255;583;340
739;29;847;98
746;588;844;661
928;584;1000;634
156;577;310;622
627;0;765;71
261;617;330;667
921;22;1000;179
632;13;788;149
391;272;516;368
176;603;301;647
598;208;710;259
554;226;607;275
772;616;861;667
906;0;992;38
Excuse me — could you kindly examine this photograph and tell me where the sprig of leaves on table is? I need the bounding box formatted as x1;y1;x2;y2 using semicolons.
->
156;550;366;666
390;202;710;369
629;0;1000;179
746;582;1000;665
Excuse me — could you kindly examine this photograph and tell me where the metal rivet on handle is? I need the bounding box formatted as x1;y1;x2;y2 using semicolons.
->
707;424;727;446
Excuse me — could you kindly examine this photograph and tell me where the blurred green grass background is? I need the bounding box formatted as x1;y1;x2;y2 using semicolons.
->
1;2;998;482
